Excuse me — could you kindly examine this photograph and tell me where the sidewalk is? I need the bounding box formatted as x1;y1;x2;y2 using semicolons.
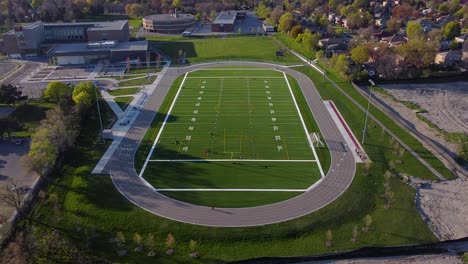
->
92;66;169;174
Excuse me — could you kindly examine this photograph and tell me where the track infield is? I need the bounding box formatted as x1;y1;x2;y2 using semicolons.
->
140;68;323;206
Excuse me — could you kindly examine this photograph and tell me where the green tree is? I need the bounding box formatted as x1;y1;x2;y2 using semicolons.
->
386;17;402;33
302;30;320;52
0;117;23;140
0;84;24;105
255;2;270;19
396;38;437;68
350;45;369;65
165;233;175;249
290;25;303;39
172;0;182;9
278;12;294;33
26;128;59;175
72;82;97;111
189;240;198;253
31;0;44;9
44;81;73;102
333;54;349;78
442;21;461;40
406;21;423;40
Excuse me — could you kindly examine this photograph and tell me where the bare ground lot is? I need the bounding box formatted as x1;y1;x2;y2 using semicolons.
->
379;82;468;135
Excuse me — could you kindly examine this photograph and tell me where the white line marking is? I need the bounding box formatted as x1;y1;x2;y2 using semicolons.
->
156;188;306;192
138;72;189;177
148;159;317;162
282;72;325;178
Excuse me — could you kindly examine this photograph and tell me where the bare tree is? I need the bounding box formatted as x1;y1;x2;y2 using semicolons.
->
2;181;27;216
325;229;333;247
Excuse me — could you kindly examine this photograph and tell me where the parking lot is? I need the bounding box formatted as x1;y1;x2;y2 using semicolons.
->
0;139;39;218
0;62;16;79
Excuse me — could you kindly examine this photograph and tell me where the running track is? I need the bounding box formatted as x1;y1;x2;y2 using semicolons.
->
106;62;356;227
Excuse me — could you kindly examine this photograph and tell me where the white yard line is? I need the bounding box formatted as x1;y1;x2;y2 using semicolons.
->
148;159;317;162
282;72;325;178
156;188;306;192
138;72;189;177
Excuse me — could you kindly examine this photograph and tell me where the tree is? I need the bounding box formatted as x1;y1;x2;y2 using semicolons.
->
302;30;320;53
25;128;58;175
442;21;461;40
172;0;182;9
363;214;373;232
0;117;23;140
165;233;175;255
392;3;413;21
189;240;199;258
116;232;126;248
290;25;303;39
406;21;423;40
0;84;25;105
255;2;270;19
269;7;283;24
325;229;333;247
386;17;402;33
2;181;26;216
44;81;72;102
351;225;358;243
351;45;369;65
72;82;96;111
333;54;349;78
278;12;294;33
396;38;437;69
145;234;156;256
133;233;143;252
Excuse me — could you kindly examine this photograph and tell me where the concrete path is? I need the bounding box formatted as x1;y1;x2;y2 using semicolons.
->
104;61;356;227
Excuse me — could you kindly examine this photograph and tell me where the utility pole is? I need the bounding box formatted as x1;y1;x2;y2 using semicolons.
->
362;79;375;145
94;85;105;143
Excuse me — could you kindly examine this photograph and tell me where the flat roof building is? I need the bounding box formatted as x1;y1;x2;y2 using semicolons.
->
211;11;238;32
142;10;196;33
48;40;148;65
2;20;130;59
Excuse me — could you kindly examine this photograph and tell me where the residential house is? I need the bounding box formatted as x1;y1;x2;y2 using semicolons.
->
381;34;406;47
326;43;348;56
434;51;462;66
455;34;468;44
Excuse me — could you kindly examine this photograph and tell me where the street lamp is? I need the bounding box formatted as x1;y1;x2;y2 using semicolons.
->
361;79;375;145
94;84;105;144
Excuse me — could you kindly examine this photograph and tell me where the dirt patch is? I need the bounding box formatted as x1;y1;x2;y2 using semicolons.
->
413;177;468;241
379;82;468;135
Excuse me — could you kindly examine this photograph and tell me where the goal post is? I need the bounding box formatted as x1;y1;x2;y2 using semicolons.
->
310;132;324;148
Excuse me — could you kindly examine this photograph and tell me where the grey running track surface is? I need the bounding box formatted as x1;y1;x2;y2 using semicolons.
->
106;62;356;227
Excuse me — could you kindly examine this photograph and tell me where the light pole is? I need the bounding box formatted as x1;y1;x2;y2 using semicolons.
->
94;85;104;143
361;79;375;145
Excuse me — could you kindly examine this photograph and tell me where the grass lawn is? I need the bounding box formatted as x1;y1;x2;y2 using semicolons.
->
129;19;142;34
114;96;134;111
11;100;56;137
128;67;162;74
155;36;302;65
118;76;157;87
141;68;323;206
99;74;145;81
108;88;140;96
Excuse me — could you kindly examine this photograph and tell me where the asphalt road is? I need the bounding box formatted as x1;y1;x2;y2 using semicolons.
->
106;62;356;227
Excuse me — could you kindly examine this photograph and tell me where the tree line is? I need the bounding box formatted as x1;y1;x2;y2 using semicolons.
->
24;81;100;176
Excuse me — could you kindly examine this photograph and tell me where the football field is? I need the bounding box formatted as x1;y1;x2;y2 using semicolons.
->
140;68;324;205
